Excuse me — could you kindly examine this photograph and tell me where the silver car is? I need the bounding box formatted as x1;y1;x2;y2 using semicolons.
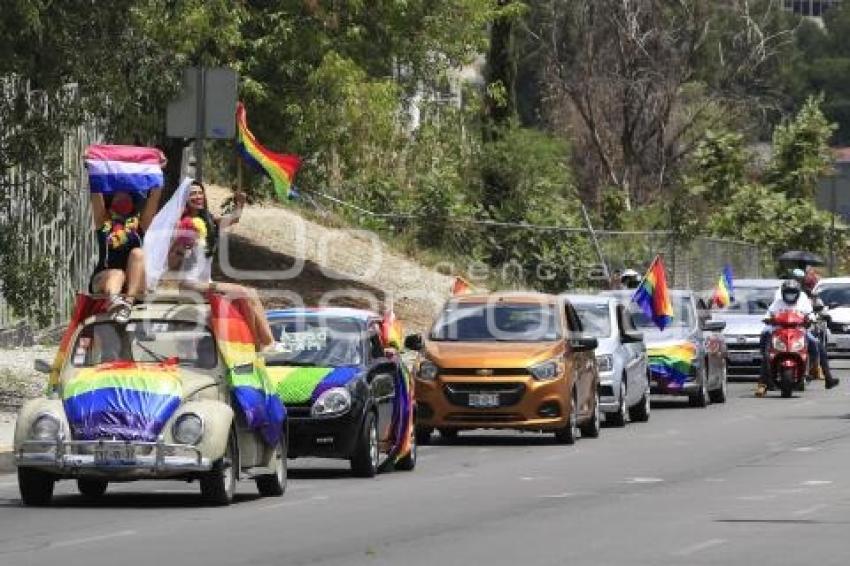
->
567;294;650;425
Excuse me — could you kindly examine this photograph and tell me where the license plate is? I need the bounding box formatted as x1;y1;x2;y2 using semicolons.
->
94;444;136;465
468;393;499;408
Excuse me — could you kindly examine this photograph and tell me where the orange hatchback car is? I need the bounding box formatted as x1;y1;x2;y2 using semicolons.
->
405;292;601;445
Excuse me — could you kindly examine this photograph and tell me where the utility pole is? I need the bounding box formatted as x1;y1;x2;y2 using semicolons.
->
830;174;836;276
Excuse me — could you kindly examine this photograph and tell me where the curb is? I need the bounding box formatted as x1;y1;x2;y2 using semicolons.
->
0;450;14;475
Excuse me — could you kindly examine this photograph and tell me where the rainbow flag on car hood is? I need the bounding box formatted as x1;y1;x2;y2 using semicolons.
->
85;145;164;194
633;255;674;330
62;360;182;442
648;342;697;385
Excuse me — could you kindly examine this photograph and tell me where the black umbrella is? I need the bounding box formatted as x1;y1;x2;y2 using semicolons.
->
777;250;825;266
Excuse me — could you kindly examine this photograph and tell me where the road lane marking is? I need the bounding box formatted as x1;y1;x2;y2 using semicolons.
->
793;446;817;452
51;530;136;549
736;495;776;501
673;538;726;557
802;480;833;486
793;504;828;517
624;477;664;484
538;492;575;499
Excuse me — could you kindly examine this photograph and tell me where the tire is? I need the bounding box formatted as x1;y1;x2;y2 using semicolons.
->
709;365;728;404
579;389;601;438
18;468;54;506
554;389;579;445
629;390;651;422
606;381;627;427
201;432;237;506
414;426;433;446
689;367;709;408
780;367;795;398
255;434;287;497
77;479;108;498
350;411;380;478
438;428;459;442
394;427;417;472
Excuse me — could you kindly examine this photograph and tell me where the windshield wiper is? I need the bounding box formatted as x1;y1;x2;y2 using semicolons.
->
134;341;168;364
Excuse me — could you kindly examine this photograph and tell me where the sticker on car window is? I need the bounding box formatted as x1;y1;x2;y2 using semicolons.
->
277;329;329;353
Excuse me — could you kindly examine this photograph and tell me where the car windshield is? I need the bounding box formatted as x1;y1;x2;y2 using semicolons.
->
573;303;612;338
70;320;218;371
719;286;776;314
630;296;694;329
431;302;562;342
817;285;850;308
265;317;363;366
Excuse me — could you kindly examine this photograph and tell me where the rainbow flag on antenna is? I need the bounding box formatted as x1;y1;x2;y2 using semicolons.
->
712;265;735;309
633;255;674;330
236;102;301;200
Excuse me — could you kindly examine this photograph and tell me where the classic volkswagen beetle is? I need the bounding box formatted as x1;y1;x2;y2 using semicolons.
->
264;307;415;477
15;293;287;506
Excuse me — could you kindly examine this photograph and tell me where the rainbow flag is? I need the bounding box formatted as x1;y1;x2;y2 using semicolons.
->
62;360;182;442
389;363;414;464
236;102;301;200
712;265;735;308
451;276;471;296
85;145;164;194
648;342;697;385
209;293;286;446
381;308;404;350
48;294;108;393
266;366;359;405
633;255;674;330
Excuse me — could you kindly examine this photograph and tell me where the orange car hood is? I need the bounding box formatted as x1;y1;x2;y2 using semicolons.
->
423;340;564;368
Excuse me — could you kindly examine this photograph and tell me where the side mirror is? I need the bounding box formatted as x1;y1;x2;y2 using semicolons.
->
34;359;52;375
621;331;644;344
701;320;726;332
404;334;423;351
570;336;598;352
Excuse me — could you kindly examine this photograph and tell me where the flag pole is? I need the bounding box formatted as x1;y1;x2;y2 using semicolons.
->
630;253;660;304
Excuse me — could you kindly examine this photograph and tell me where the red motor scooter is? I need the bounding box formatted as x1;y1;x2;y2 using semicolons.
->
766;310;812;398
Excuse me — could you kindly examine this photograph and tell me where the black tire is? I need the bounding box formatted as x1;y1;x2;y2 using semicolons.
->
394;427;417;472
780;367;795;398
709;366;728;404
689;368;709;408
606;381;627;427
18;468;54;506
579;389;601;438
201;433;237;506
629;390;651;422
554;389;579;445
256;434;287;497
438;428;459;442
77;479;108;498
414;426;433;446
351;411;380;478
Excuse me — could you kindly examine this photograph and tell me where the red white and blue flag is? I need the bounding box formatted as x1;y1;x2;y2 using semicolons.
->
85;145;164;194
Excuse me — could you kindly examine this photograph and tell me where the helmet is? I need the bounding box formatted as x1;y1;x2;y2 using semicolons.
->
781;279;802;304
620;269;640;289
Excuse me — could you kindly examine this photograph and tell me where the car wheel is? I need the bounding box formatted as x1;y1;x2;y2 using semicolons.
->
629;389;651;422
689;367;709;408
607;380;627;427
438;428;459;442
18;467;54;506
77;479;108;498
709;365;728;404
256;433;287;497
351;411;380;478
554;389;579;445
579;388;601;438
201;432;237;506
394;427;417;472
414;426;433;446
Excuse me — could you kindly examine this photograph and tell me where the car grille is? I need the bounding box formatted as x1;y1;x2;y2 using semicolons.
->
285;405;311;418
442;382;526;408
440;368;530;377
725;336;761;351
445;412;524;423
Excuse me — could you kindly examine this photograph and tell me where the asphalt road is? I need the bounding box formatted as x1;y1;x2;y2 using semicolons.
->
2;370;850;566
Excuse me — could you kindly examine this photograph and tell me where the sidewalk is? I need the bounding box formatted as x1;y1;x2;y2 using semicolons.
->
0;411;16;474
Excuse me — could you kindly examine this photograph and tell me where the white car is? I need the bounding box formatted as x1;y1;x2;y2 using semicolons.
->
814;277;850;359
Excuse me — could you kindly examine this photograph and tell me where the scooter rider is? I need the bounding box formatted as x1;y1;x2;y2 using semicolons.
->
757;280;839;396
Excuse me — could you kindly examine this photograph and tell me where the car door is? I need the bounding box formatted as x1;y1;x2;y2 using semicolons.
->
616;303;646;405
691;298;716;388
366;322;396;444
564;302;596;419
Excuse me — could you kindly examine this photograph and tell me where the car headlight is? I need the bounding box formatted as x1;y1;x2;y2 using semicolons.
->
772;336;787;352
530;359;563;381
596;354;614;373
30;414;60;441
172;413;204;445
418;359;439;381
312;387;352;417
790;337;806;352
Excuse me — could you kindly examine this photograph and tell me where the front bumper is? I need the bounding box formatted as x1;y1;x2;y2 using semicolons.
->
16;437;210;478
649;373;702;397
598;373;620;412
286;404;365;459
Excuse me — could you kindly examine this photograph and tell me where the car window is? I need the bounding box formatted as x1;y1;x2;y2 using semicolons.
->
720;286;775;314
266;316;363;366
431;302;562;342
70;320;218;370
817;285;850;308
572;303;612;338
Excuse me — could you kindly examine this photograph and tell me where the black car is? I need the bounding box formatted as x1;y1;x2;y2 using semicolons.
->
263;308;415;477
